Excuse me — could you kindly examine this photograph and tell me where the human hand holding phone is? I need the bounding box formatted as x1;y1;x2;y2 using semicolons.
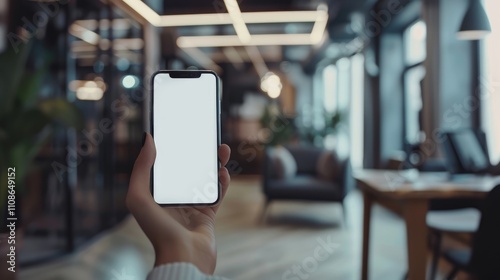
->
127;133;231;274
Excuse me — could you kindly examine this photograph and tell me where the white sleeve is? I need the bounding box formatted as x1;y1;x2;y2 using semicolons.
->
146;262;229;280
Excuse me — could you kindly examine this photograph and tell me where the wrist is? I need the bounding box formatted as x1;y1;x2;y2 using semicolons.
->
154;247;216;275
154;244;194;267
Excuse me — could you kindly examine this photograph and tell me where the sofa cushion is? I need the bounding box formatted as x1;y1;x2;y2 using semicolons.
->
269;146;297;179
316;150;341;181
285;146;323;175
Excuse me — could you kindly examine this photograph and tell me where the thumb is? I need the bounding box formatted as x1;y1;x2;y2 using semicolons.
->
127;133;156;210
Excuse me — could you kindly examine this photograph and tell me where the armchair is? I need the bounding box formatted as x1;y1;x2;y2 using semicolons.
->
261;145;354;222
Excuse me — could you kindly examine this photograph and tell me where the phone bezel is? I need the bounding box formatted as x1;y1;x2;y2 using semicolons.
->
150;70;221;207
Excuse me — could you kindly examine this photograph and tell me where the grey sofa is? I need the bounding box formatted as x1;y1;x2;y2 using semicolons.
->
261;145;354;221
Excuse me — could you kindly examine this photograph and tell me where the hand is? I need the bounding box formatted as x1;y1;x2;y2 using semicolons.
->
126;133;231;274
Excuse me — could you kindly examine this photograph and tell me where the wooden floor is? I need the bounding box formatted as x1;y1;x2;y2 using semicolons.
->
20;176;460;279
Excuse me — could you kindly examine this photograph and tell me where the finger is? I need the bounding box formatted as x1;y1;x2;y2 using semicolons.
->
127;133;156;211
219;167;230;199
218;144;231;167
127;134;185;244
212;167;230;214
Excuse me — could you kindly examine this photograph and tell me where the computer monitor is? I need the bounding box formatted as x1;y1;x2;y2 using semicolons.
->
441;129;491;174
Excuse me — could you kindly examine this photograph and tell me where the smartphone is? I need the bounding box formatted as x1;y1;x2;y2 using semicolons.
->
151;70;221;206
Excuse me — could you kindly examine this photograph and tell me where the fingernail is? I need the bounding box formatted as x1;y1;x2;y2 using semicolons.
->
142;132;146;147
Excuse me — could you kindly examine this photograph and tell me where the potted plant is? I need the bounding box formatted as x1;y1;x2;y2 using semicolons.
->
0;41;83;277
259;102;295;147
301;111;344;146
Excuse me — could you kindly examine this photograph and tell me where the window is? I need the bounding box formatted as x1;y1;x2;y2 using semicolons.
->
350;54;365;169
319;55;364;168
323;64;337;114
404;20;426;65
331;58;351;160
404;66;425;144
336;58;351;113
482;0;500;164
403;20;426;145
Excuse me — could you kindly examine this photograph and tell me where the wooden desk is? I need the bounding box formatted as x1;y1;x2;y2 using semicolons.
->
356;170;500;280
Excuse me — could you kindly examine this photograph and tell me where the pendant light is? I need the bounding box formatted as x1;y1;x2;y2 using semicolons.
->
457;0;491;40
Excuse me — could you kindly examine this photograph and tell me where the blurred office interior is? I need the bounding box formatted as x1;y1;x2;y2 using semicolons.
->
0;0;499;279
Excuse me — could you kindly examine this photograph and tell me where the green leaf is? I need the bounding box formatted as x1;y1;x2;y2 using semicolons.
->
3;108;51;146
17;69;45;109
38;99;84;130
0;41;33;116
10;128;52;183
260;104;294;146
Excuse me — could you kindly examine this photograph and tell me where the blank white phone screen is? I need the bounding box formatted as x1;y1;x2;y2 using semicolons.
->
153;72;218;205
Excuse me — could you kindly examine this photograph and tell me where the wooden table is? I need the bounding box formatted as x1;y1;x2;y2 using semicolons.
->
356;170;500;280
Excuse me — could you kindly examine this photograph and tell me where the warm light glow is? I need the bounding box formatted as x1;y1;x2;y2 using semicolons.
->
158;11;322;27
224;0;251;43
159;13;231;26
69;24;100;45
76;81;104;101
71;79;107;100
113;38;145;50
84;81;97;87
121;0;161;26
76;87;104;101
177;34;318;48
73;19;131;30
181;47;222;73
176;35;240;48
267;87;281;99
260;72;282;98
69;24;144;51
117;1;330;47
310;5;329;44
242;11;320;24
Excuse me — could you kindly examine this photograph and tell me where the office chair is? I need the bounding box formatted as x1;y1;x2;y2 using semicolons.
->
443;185;500;279
422;129;490;279
426;207;481;279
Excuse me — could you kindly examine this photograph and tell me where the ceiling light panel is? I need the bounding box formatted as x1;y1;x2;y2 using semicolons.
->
177;34;319;48
223;0;251;43
117;0;330;47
